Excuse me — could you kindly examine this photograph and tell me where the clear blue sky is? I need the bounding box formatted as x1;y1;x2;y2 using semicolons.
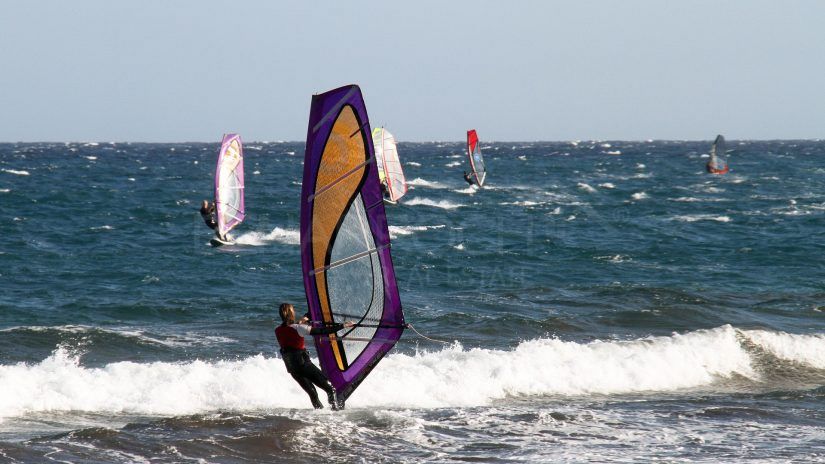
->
1;1;823;142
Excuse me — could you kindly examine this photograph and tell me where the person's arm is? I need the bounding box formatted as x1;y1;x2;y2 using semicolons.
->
292;320;355;335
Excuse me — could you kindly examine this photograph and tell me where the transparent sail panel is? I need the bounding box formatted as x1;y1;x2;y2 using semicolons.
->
327;194;384;362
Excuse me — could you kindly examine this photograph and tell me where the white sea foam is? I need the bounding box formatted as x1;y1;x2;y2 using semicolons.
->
2;169;30;176
596;254;631;263
2;326;819;417
454;186;478;194
90;225;114;231
453;243;465;250
631;192;648;200
672;215;731;223
598;183;615;189
388;225;445;239
405;198;465;210
445;161;461;167
407;178;446;189
85;156;97;160
406;162;421;167
604;150;622;155
577;183;596;193
0;189;9;193
234;227;300;246
500;200;541;207
0;325;233;349
742;330;825;369
636;163;646;169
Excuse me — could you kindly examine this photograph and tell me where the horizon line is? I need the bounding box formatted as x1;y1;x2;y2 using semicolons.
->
0;137;822;145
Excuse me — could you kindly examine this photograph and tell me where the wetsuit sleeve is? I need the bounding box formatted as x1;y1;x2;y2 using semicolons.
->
291;322;344;336
309;323;344;335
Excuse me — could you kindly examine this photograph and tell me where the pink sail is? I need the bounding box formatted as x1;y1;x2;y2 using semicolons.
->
214;134;245;237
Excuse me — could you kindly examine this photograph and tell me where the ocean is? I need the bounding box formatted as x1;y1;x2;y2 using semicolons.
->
1;140;823;463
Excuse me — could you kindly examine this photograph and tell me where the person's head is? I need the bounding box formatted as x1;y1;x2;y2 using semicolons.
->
200;200;209;214
279;303;296;324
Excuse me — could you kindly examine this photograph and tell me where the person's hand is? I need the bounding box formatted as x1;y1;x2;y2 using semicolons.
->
343;321;355;328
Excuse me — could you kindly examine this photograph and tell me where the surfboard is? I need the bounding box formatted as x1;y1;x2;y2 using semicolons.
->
209;236;235;247
300;85;406;405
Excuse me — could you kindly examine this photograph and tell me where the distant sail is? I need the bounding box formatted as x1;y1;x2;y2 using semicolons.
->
467;129;487;186
371;127;408;203
215;134;245;238
300;85;405;402
707;135;729;174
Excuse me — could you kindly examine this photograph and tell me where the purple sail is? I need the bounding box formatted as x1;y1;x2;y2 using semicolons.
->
300;85;405;402
214;134;245;237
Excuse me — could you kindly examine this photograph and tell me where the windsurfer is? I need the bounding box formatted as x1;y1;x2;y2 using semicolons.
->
200;200;218;230
463;171;475;186
275;303;354;410
201;200;233;241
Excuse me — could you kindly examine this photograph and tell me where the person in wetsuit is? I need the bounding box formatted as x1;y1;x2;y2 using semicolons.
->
463;171;475;186
275;302;354;410
200;200;218;230
200;200;233;241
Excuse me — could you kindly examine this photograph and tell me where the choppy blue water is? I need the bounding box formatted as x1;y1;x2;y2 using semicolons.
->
1;140;823;463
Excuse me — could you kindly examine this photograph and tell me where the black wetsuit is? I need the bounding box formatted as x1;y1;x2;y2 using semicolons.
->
200;208;218;230
463;173;475;186
275;321;345;409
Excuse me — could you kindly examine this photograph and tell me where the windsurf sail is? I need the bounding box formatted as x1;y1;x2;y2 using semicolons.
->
707;134;729;174
215;134;245;238
300;85;405;402
371;127;408;203
467;129;487;186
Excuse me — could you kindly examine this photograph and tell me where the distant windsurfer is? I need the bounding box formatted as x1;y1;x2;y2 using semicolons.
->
275;303;353;410
463;171;475;186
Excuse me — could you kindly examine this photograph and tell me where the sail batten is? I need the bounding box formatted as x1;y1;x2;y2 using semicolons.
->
300;85;405;402
215;134;245;237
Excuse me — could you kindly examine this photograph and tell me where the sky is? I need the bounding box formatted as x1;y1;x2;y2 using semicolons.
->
1;1;823;142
